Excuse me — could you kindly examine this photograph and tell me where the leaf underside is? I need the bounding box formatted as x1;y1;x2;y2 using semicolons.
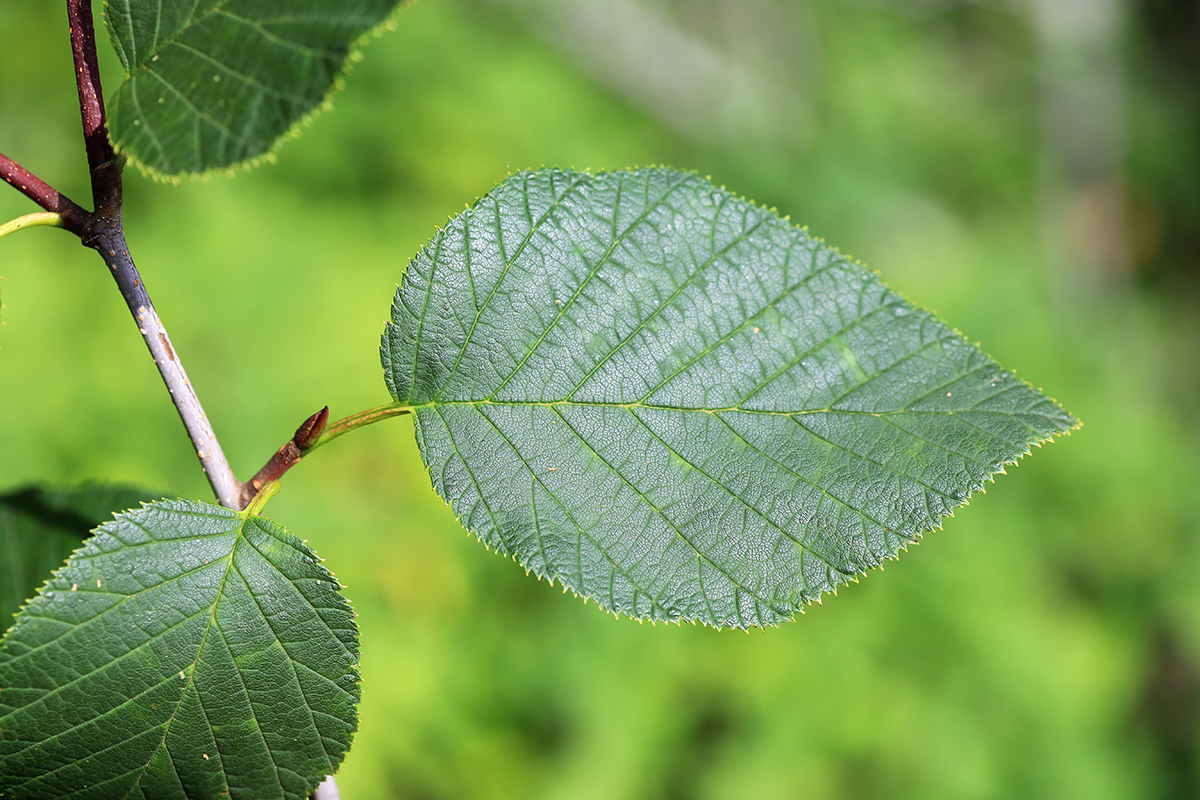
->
0;499;359;800
104;0;403;177
382;167;1078;629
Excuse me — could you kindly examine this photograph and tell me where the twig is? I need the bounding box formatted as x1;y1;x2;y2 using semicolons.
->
86;229;244;508
0;151;88;233
66;0;115;208
6;3;371;511
65;0;244;508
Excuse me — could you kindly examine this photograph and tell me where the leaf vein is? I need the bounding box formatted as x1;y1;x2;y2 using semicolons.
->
433;172;592;401
786;415;960;505
487;170;692;399
550;406;782;614
566;212;771;400
230;556;336;771
638;243;836;402
470;406;670;617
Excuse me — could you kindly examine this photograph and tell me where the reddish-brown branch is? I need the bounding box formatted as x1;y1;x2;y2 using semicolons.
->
67;0;120;210
0;151;89;234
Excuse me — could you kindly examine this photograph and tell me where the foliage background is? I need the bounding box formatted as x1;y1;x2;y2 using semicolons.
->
2;0;1198;798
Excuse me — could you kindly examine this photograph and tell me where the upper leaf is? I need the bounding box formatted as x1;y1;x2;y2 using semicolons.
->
0;498;359;799
382;167;1078;629
104;0;404;178
0;483;159;635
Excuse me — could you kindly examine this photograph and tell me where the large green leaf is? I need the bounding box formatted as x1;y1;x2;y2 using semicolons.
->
104;0;405;178
0;484;159;635
0;498;359;799
382;167;1078;629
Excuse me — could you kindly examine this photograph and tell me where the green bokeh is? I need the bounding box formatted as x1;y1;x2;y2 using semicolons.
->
2;1;1198;799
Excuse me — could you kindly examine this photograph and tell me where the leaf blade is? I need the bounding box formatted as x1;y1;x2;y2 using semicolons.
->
0;498;359;800
104;0;405;178
0;483;160;635
383;167;1078;628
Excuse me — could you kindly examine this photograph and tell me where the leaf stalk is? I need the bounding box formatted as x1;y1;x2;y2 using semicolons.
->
311;403;412;451
0;212;63;239
243;481;282;517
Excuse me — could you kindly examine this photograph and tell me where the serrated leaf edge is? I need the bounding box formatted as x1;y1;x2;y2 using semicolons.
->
0;485;164;641
390;166;1081;630
105;1;413;183
0;499;361;799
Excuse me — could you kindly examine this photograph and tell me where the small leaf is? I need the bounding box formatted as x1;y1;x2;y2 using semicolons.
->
381;167;1078;629
104;0;405;178
0;498;359;799
0;483;158;634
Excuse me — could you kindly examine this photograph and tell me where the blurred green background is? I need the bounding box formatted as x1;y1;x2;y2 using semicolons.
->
2;0;1199;798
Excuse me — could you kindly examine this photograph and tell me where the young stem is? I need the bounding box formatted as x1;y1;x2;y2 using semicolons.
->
67;0;116;209
237;406;329;509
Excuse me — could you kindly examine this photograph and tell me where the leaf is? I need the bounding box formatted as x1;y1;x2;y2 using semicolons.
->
381;167;1078;629
104;0;405;178
0;483;159;635
0;498;359;799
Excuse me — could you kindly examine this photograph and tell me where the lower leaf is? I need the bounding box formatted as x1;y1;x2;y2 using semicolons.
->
0;498;359;800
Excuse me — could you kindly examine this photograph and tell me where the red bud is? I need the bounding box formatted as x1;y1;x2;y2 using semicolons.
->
294;406;329;451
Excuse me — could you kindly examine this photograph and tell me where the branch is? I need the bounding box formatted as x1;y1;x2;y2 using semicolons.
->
63;0;245;509
238;402;413;510
0;151;89;234
236;402;410;505
67;0;118;209
7;3;340;510
88;230;245;508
